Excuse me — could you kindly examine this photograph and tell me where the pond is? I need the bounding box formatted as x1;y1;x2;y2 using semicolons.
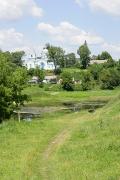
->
63;100;108;112
13;100;108;121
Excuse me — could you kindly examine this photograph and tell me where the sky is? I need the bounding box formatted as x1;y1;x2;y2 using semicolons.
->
0;0;120;58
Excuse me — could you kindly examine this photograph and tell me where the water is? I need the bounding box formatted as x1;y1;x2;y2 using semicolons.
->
14;100;108;121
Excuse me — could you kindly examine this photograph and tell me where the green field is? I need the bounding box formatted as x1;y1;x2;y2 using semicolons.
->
24;86;120;107
0;87;120;179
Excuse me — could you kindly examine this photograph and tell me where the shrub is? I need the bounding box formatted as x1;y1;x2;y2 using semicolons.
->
54;68;62;75
81;71;94;91
100;68;120;89
74;83;82;91
89;63;103;81
61;71;74;91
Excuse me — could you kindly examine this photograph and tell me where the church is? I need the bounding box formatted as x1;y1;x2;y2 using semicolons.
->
22;48;55;70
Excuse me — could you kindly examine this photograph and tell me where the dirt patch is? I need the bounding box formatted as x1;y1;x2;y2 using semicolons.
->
44;129;70;159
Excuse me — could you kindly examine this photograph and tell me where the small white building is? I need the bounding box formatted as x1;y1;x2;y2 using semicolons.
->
90;59;108;65
43;75;57;84
22;49;55;70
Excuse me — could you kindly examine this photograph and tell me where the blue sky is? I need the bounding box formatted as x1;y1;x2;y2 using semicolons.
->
0;0;120;58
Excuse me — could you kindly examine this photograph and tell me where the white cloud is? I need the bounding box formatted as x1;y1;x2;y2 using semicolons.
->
31;6;43;17
0;0;43;20
38;21;104;46
0;28;24;50
0;28;44;56
13;45;44;56
74;0;120;16
102;43;120;58
89;0;120;16
75;0;84;7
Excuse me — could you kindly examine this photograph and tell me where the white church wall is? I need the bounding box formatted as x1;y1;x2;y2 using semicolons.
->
22;49;55;70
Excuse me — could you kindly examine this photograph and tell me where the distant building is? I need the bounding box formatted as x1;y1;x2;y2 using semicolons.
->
43;75;57;84
28;76;39;84
90;59;108;65
22;48;55;70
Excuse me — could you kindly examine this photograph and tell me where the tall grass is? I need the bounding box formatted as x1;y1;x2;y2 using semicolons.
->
0;90;120;179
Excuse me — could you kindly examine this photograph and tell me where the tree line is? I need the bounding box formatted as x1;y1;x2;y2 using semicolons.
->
46;41;113;69
0;41;120;122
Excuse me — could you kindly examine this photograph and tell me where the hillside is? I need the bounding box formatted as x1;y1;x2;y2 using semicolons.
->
0;92;120;179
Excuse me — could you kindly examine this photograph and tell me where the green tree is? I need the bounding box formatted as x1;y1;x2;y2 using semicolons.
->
81;71;94;91
0;54;13;122
61;71;74;91
100;68;120;89
65;53;76;68
34;67;45;83
27;68;35;77
117;59;120;71
103;58;116;68
0;51;29;123
46;44;65;69
97;51;112;60
77;41;91;69
11;51;25;66
89;63;103;81
11;67;29;108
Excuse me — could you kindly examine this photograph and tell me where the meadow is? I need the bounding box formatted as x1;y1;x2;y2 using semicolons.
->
0;86;120;180
24;85;120;107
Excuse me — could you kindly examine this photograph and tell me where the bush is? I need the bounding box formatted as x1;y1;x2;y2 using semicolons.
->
74;83;82;91
89;63;103;81
27;68;35;77
103;59;116;68
100;68;120;89
61;71;74;91
80;71;94;91
54;68;62;75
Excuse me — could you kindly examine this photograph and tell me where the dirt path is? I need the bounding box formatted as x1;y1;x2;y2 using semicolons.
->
41;128;71;179
44;129;70;159
40;114;87;179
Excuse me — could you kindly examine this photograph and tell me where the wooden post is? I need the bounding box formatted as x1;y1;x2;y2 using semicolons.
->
18;111;21;122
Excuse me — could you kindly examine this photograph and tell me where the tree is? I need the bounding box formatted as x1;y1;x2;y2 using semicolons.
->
46;44;65;69
54;68;62;75
117;59;120;71
77;41;91;69
34;67;45;83
91;55;98;60
11;51;25;66
0;54;13;122
89;63;103;81
65;53;76;68
100;68;120;89
11;67;29;108
27;68;35;77
61;71;74;91
97;51;112;60
0;51;29;123
103;58;116;68
81;71;94;91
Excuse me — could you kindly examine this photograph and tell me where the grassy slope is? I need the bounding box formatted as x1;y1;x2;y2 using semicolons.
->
0;89;120;179
46;95;120;180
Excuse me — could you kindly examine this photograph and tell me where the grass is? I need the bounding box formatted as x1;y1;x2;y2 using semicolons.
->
46;101;120;180
24;85;120;107
0;87;120;179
